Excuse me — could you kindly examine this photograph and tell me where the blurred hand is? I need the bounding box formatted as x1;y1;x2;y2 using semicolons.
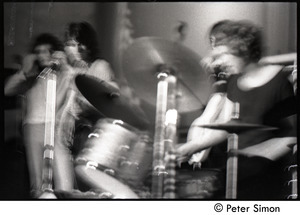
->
52;51;68;70
22;54;39;78
175;143;193;166
200;54;215;73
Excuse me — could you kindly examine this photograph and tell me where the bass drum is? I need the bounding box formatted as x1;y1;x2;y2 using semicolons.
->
175;169;225;199
75;118;153;188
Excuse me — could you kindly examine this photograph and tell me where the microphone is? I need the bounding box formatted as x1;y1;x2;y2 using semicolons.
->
36;60;60;79
201;56;230;92
213;65;230;81
49;60;60;70
211;65;229;93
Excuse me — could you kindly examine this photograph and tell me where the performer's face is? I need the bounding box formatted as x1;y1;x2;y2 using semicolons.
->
64;38;89;62
209;45;246;76
34;44;52;67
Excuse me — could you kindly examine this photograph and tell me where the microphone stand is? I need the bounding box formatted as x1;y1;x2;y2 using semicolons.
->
39;66;57;196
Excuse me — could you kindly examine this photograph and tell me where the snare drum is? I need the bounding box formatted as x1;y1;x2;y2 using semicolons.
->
175;169;225;199
75;118;153;188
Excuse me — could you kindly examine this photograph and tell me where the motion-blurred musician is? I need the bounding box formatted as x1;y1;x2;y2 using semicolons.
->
4;33;68;198
52;21;120;194
176;19;296;199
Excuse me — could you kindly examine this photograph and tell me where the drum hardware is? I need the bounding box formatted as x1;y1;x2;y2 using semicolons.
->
86;161;98;170
287;194;298;199
151;71;170;198
88;133;99;138
150;72;179;198
287;179;297;186
284;143;297;199
77;157;117;177
287;164;298;172
113;119;124;125
288;60;297;199
226;133;238;199
198;105;278;199
103;169;116;176
153;166;168;176
227;102;239;200
163;79;178;199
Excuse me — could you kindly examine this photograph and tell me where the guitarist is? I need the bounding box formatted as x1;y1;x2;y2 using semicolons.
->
176;20;296;199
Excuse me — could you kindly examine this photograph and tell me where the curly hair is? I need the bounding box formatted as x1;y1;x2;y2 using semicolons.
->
30;33;63;53
64;21;100;62
209;20;263;63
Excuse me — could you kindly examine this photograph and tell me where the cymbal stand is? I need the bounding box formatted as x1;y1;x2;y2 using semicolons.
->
151;66;179;199
151;69;169;198
226;102;240;199
163;75;178;199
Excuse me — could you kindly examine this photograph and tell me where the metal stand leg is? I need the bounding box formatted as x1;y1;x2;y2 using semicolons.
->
163;75;178;199
226;102;239;199
151;72;169;198
226;133;238;199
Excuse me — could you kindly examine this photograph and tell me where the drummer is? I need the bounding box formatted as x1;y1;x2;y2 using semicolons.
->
53;21;119;193
176;19;296;199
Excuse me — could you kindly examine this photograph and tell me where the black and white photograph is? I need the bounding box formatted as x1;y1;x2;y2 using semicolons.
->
1;1;297;204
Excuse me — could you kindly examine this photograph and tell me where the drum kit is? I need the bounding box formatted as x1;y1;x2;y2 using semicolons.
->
62;37;291;199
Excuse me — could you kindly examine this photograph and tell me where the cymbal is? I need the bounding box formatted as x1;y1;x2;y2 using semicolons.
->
122;37;212;113
196;119;278;133
75;74;150;130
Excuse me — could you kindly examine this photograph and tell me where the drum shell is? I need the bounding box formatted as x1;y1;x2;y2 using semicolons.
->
76;118;153;187
118;134;153;187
